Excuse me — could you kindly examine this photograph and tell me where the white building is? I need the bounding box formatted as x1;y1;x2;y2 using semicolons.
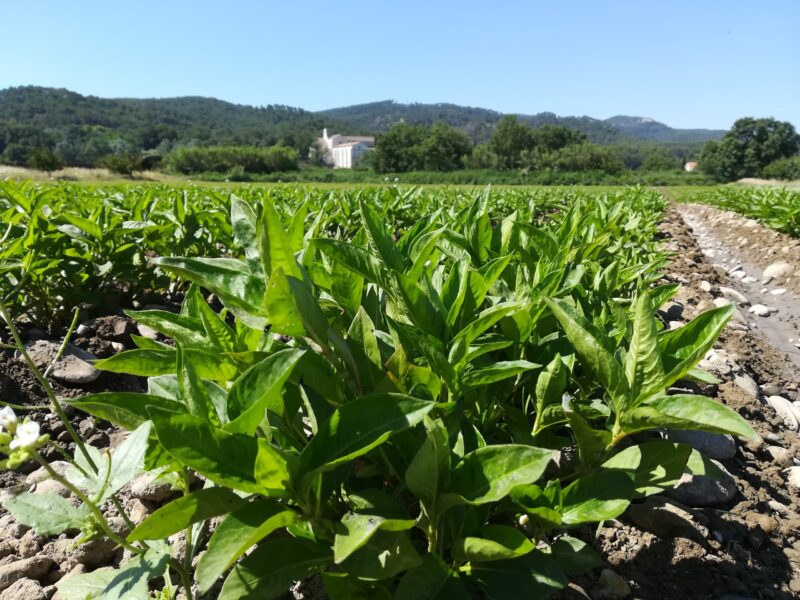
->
316;129;375;169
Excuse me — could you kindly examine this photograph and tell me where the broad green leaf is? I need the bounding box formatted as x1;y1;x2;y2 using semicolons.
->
395;272;445;338
313;238;392;289
535;354;567;410
444;445;554;508
298;394;435;483
510;481;563;530
359;198;405;272
395;554;467;600
462;360;538;389
129;488;247;542
177;344;216;423
196;499;298;593
154;256;267;328
103;421;151;501
545;297;628;407
95;348;238;380
254;438;291;494
468;550;567;600
219;538;331;600
561;470;634;525
405;417;450;512
68;392;184;430
659;304;734;387
650;283;681;308
624;394;758;440
452;525;534;562
55;546;170;600
148;409;261;494
259;198;302;279
266;269;329;345
625;290;665;403
546;535;604;576
230;195;259;262
333;511;415;564
65;444;108;498
225;348;305;433
194;288;237;352
338;530;420;581
322;573;392;600
602;441;692;496
452;302;523;348
346;307;383;386
125;309;207;348
562;397;612;467
2;492;90;535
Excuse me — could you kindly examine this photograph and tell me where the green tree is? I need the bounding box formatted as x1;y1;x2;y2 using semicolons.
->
700;117;800;182
373;124;427;173
101;152;142;176
420;123;471;171
27;147;64;173
489;116;535;169
531;125;586;151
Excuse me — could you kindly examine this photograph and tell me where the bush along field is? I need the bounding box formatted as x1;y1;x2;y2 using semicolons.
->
0;183;760;599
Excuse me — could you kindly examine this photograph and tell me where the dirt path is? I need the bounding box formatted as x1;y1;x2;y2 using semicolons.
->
566;204;800;600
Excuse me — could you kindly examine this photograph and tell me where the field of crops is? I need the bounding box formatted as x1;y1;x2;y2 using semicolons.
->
680;186;800;237
0;181;767;599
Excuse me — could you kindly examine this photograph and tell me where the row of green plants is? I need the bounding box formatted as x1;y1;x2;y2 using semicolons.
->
0;185;756;598
682;186;800;237
1;181;558;326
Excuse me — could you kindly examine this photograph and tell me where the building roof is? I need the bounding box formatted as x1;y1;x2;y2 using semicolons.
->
333;141;370;148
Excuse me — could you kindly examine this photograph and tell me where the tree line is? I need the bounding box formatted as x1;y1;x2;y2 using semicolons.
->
368;117;698;175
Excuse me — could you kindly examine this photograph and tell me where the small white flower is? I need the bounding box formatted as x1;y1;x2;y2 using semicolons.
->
10;421;40;450
0;407;17;430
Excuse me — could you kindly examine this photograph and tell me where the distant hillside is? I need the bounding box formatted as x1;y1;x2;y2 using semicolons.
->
0;86;331;162
604;115;726;143
318;101;726;145
0;87;725;168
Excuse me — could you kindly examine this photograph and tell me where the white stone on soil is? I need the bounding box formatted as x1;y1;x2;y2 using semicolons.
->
748;304;772;317
770;288;787;296
785;466;800;489
136;324;159;340
763;262;793;282
713;298;734;308
734;375;760;400
718;286;749;305
766;396;800;431
767;446;794;468
699;280;713;293
591;569;631;600
22;340;99;384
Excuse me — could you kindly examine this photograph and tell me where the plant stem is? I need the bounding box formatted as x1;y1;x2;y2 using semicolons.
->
32;452;142;555
43;307;80;379
170;558;194;600
181;470;194;588
0;299;96;471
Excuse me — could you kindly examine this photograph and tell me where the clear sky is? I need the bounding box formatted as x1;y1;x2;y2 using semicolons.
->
2;0;798;130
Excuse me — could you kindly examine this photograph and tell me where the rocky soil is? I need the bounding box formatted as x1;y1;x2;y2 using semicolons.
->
2;203;800;599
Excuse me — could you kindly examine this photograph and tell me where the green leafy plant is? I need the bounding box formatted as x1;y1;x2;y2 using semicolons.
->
0;185;757;599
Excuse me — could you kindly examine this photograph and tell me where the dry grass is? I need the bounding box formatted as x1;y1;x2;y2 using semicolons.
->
737;177;800;190
0;165;174;183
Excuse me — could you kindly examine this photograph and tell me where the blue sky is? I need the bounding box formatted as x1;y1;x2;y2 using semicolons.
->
3;1;798;129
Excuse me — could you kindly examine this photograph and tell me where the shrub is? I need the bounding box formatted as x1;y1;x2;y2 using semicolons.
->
164;145;299;175
763;156;800;181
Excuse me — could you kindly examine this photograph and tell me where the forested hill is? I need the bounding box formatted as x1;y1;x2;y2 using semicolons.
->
0;87;725;167
0;86;331;159
319;101;727;144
